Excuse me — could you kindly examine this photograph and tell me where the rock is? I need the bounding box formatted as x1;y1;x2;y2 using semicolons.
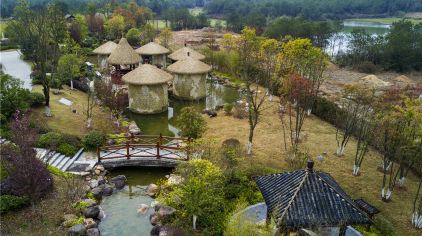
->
153;203;163;212
102;184;114;196
94;169;101;175
128;121;141;134
97;207;106;220
158;206;176;218
68;224;86;236
96;165;105;172
82;199;97;208
86;228;100;236
150;225;161;236
106;139;116;145
149;212;160;226
89;179;99;189
91;187;103;199
85;176;92;181
137;204;149;214
159;226;184;236
202;109;217;118
97;176;106;185
84;206;100;219
167;174;183;185
110;175;126;190
145;184;159;197
62;214;78;227
84;218;97;229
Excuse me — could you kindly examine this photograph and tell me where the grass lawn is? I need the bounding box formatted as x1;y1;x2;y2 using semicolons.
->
31;85;114;138
148;20;167;29
204;92;421;236
347;17;422;25
0;176;80;235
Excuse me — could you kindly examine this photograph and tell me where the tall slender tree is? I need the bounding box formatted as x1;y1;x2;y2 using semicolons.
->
7;0;66;114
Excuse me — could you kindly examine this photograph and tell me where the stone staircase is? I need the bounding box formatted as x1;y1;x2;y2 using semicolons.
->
35;148;85;172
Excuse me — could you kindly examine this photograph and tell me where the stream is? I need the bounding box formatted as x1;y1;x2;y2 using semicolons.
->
0;50;32;89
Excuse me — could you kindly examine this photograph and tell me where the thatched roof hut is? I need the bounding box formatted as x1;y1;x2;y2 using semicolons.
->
93;41;117;55
167;57;211;75
167;57;211;100
108;38;140;65
168;47;206;61
135;42;170;68
122;64;173;114
122;64;172;85
136;42;170;55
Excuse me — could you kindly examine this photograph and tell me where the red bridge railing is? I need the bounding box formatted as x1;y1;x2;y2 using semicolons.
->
97;134;191;163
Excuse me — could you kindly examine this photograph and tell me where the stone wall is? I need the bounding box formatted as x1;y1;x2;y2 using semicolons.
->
128;83;169;114
172;73;206;100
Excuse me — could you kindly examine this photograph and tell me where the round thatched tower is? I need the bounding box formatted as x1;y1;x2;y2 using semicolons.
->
122;64;173;114
108;38;140;84
168;46;205;62
92;41;117;69
167;56;211;100
135;42;170;68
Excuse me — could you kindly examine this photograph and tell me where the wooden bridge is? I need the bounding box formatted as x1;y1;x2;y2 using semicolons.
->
97;134;191;168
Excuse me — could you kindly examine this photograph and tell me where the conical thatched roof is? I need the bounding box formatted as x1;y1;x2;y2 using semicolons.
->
93;41;117;55
167;57;212;75
136;42;170;55
350;74;390;89
168;47;205;61
108;38;140;65
122;64;173;85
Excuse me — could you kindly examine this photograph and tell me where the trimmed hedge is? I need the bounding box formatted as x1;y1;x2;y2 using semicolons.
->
83;131;106;150
0;195;30;214
57;143;78;157
29;92;45;107
36;132;64;148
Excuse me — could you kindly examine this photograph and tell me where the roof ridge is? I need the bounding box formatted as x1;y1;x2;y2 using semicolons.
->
316;172;371;219
277;171;309;225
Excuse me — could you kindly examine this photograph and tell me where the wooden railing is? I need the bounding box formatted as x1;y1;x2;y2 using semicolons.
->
97;134;191;162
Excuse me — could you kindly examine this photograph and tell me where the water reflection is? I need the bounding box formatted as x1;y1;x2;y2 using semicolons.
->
0;50;32;89
127;82;240;137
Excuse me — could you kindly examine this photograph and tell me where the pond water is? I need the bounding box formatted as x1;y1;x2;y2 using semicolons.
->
0;50;32;89
126;81;240;136
99;167;171;236
327;20;390;56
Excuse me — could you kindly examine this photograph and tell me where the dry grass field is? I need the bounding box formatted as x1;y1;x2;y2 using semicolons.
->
204;94;421;236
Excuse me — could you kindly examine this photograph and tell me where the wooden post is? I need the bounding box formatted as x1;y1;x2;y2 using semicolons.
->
159;133;163;145
156;142;160;159
130;133;135;150
97;147;101;163
126;141;130;160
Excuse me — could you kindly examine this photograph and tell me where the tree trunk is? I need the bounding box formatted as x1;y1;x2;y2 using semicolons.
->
412;212;422;228
398;177;406;188
381;188;392;202
336;145;345;156
193;215;197;230
353;164;360;176
86;118;92;129
247;127;253;155
43;84;50;107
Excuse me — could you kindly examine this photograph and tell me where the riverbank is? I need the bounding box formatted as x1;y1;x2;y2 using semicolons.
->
204;91;421;236
346;17;422;25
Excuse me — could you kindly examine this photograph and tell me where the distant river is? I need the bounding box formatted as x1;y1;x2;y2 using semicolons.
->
327;20;390;56
0;50;32;89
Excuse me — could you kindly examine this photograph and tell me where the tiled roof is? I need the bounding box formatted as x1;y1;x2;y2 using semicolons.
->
254;166;371;228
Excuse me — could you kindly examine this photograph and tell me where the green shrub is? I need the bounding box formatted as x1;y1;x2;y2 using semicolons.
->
29;92;45;107
223;103;233;114
47;165;73;178
373;216;396;236
57;143;78;156
176;107;207;139
85;191;95;200
69;216;85;227
37;132;64;149
73;201;89;211
0;195;30;213
357;61;379;73
83;131;106;150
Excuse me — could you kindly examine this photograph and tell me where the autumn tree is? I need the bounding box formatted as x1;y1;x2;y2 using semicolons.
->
158;27;173;48
260;38;281;101
7;0;67;114
276;38;328;154
94;80;127;128
235;27;268;155
139;23;156;45
105;14;125;39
